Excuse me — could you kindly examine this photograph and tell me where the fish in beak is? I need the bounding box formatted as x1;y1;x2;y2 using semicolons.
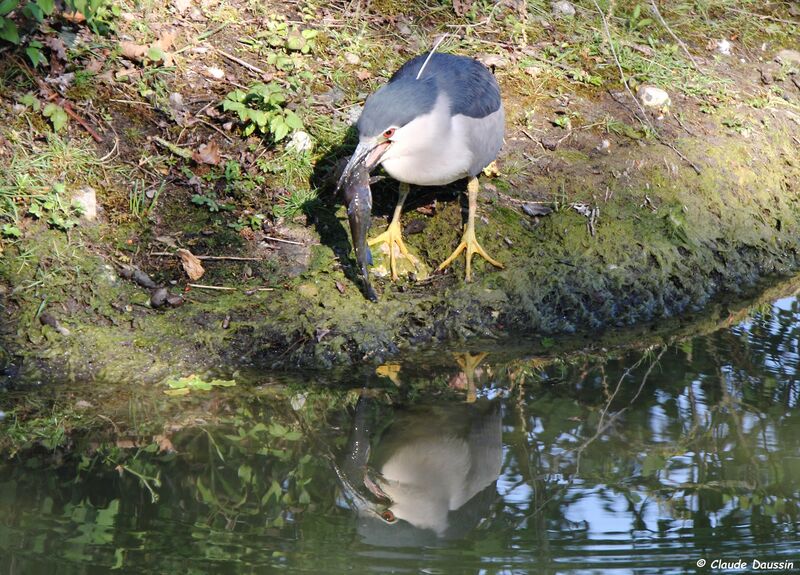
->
337;140;390;302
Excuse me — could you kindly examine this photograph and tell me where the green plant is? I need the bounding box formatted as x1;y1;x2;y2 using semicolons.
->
191;193;234;213
42;102;68;131
27;182;83;231
0;0;118;66
221;82;304;140
272;188;318;219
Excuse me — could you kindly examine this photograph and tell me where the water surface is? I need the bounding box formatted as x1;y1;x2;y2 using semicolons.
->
1;295;799;574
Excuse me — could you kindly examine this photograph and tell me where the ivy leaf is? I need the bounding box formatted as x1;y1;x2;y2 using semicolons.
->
26;43;46;68
43;103;69;131
36;0;54;15
0;0;19;17
0;18;19;44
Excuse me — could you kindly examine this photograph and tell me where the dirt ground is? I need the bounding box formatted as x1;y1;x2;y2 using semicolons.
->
0;0;799;384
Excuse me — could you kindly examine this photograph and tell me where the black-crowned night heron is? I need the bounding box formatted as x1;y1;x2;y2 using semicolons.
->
339;51;505;283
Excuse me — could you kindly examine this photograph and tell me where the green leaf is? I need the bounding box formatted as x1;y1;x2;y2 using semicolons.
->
273;122;289;141
22;2;43;21
284;111;303;130
43;103;69;131
642;453;666;476
0;0;18;16
19;92;39;110
0;18;19;44
1;224;21;238
146;46;164;62
26;45;46;67
36;0;54;15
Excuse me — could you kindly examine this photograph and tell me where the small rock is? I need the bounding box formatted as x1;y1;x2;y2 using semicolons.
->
166;294;184;308
404;219;427;235
344;52;360;65
775;49;800;66
716;39;733;56
39;312;70;336
551;0;575;17
346;105;363;125
596;138;611;154
522;203;553;217
287;130;314;154
541;136;560;151
203;66;225;80
761;67;774;85
150;287;169;308
317;86;345;106
291;393;308;411
73;187;98;221
637;85;671;109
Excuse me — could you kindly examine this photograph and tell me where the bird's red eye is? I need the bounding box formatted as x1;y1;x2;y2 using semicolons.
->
382;128;395;139
381;510;396;523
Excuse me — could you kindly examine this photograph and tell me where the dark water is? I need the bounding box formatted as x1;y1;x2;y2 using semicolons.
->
1;296;800;573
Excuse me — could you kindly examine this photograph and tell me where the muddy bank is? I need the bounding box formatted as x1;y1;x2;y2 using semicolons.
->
1;2;799;378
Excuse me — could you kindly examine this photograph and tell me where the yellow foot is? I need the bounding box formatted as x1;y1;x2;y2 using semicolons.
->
368;220;418;281
437;226;503;282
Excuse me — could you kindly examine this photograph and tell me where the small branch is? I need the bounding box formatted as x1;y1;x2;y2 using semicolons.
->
648;0;702;72
150;252;262;261
216;48;271;78
188;283;274;291
264;235;305;246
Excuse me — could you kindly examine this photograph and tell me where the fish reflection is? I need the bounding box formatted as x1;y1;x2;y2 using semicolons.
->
338;397;502;545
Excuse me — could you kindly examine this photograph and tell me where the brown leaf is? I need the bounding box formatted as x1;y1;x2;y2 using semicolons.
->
45;37;67;61
85;59;103;73
356;69;372;81
62;10;86;23
335;280;346;294
120;41;148;61
173;0;191;13
192;140;221;165
155;434;176;453
177;248;205;280
154;29;177;52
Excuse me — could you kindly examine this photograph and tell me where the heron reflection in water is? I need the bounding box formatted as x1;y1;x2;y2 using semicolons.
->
336;390;502;545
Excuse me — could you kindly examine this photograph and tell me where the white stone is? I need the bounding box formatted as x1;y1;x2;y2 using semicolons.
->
287;130;313;154
551;0;576;17
637;85;671;109
73;187;98;221
344;52;360;65
716;39;733;55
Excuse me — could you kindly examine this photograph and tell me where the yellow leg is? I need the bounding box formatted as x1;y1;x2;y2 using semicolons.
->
368;182;418;281
437;177;503;282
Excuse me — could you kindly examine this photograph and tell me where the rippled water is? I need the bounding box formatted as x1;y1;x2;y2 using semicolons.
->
1;294;799;574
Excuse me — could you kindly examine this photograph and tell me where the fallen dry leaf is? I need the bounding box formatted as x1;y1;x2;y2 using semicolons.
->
193;140;221;165
120;41;148;61
356;69;372;81
62;10;85;23
173;0;191;13
154;29;177;52
177;248;205;280
452;0;473;16
45;37;67;61
85;59;104;73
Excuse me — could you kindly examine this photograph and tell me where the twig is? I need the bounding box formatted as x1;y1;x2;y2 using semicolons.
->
216;48;271;78
198;118;234;143
648;1;702;72
150;252;262;261
188;283;274;291
264;235;305;246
